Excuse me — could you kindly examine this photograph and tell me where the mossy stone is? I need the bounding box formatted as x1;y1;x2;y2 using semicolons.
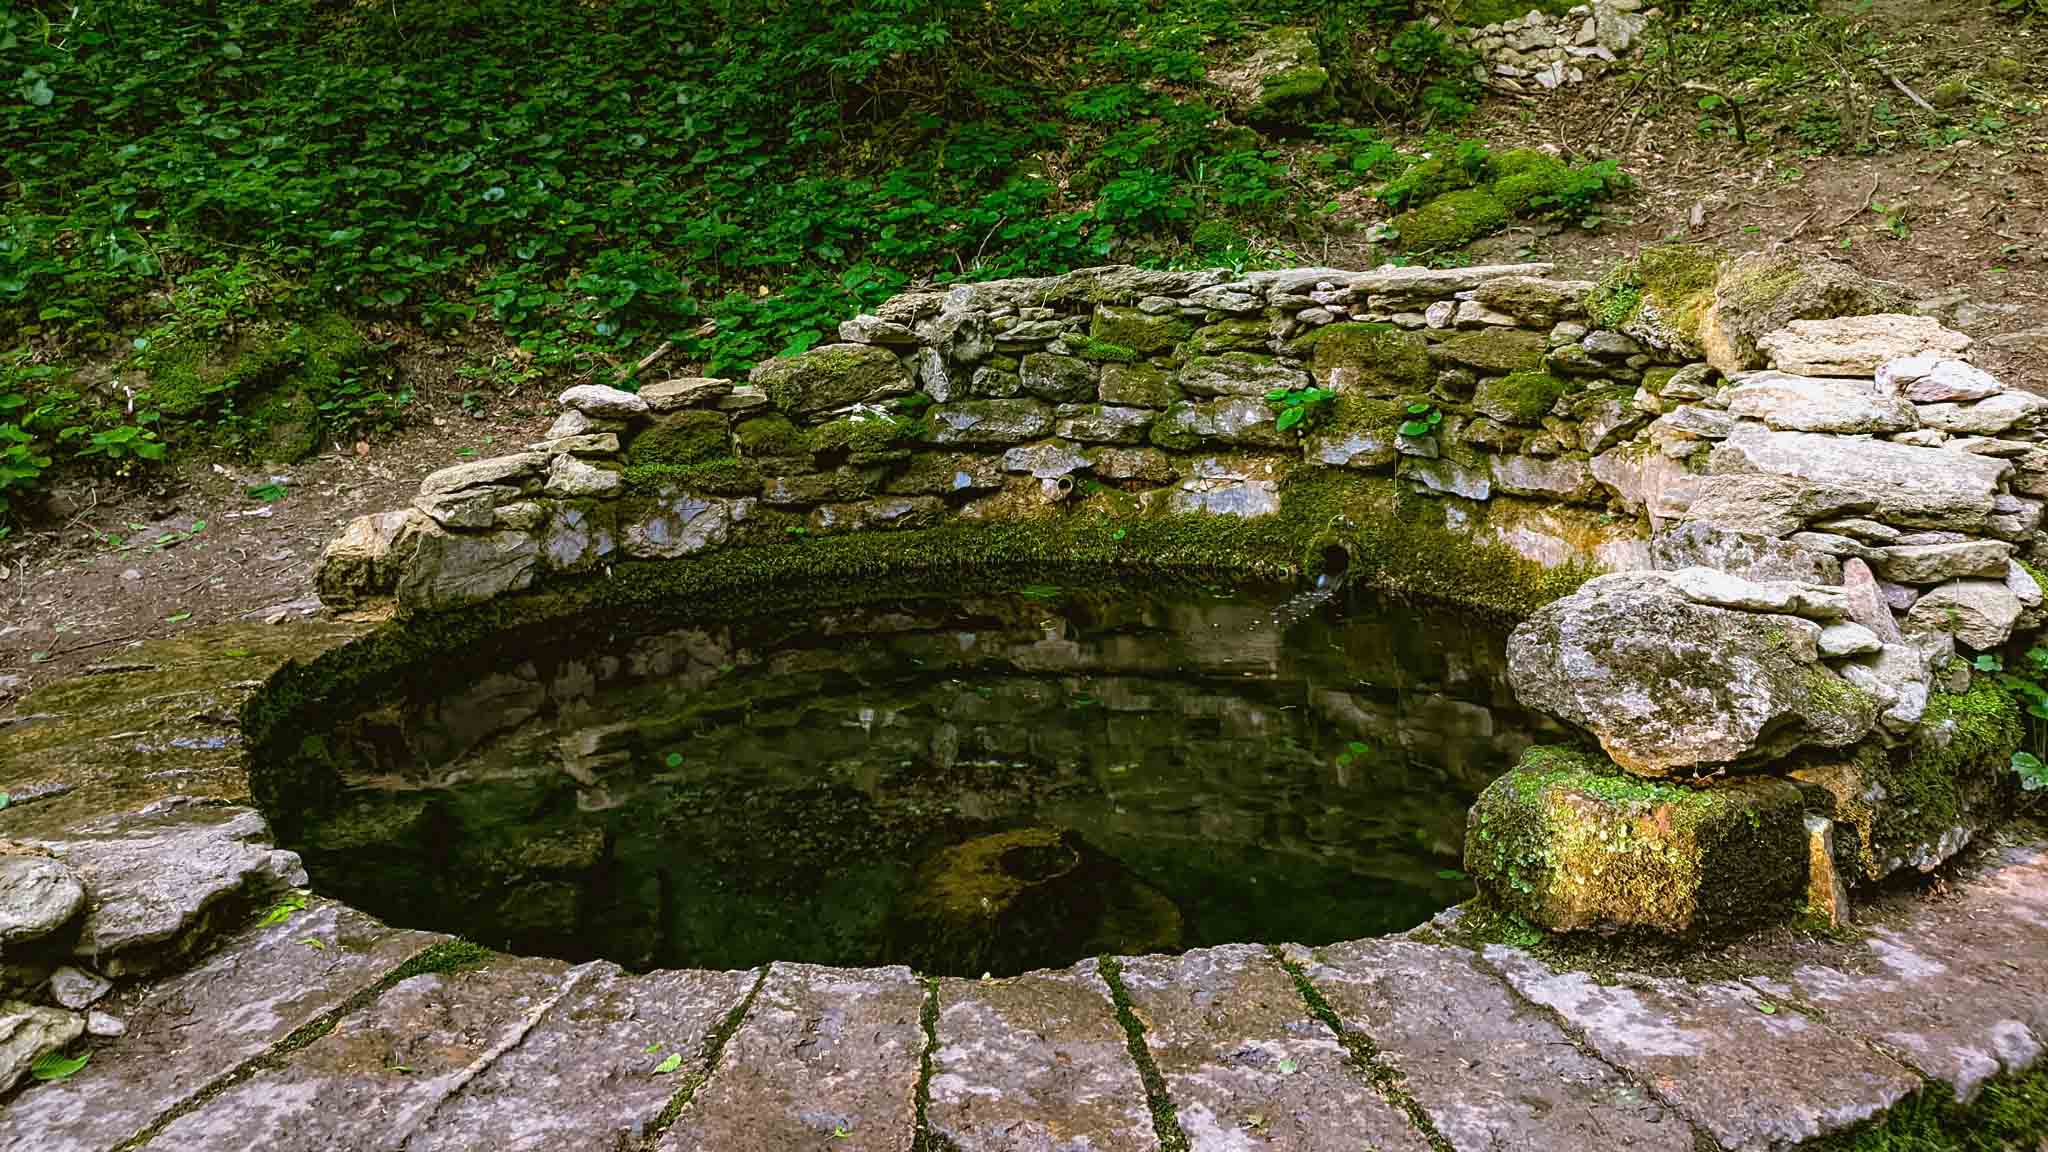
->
1465;746;1808;937
1090;306;1192;356
1487;148;1571;215
1377;155;1484;213
1435;328;1548;376
1473;371;1572;425
623;457;762;497
1098;363;1180;408
1185;318;1273;356
750;343;912;416
734;414;805;457
627;410;730;467
1392;188;1509;253
1301;323;1432;396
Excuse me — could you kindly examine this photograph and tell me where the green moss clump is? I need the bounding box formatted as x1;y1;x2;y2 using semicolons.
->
807;414;922;456
1327;394;1404;436
1466;745;1808;937
734;414;804;457
1488;148;1571;215
1185;319;1272;356
1474;370;1570;424
1067;336;1141;364
627;410;730;467
1378;155;1484;214
1148;411;1202;451
133;312;381;461
1392;188;1509;253
1298;323;1432;396
1587;244;1719;345
623;457;762;496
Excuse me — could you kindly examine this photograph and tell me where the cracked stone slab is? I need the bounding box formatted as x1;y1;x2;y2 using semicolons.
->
28;798;308;977
406;963;759;1152
149;953;577;1152
1300;938;1689;1152
928;960;1155;1152
1118;944;1431;1152
1482;945;1922;1151
1739;840;2048;1103
0;898;438;1152
659;962;923;1152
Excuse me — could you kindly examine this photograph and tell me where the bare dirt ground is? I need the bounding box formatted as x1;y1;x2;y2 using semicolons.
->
4;0;2043;711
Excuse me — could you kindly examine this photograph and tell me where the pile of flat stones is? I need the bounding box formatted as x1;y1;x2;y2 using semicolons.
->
0;800;305;1090
1460;1;1656;92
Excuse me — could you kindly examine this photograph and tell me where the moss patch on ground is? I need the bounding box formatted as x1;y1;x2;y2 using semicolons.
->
1391;187;1509;253
1810;1063;2048;1152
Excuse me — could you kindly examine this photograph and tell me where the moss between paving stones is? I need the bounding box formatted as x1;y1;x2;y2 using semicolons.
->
1464;746;1809;937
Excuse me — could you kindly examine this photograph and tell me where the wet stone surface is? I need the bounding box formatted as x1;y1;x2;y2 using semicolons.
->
405;963;758;1152
0;898;437;1152
1482;945;1924;1151
1300;937;1690;1152
1118;943;1430;1152
927;961;1154;1152
149;954;576;1152
658;962;924;1152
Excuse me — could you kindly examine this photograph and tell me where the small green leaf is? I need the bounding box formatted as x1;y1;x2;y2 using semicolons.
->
1398;420;1430;437
246;482;288;503
1405;402;1432;415
1436;868;1468;881
31;1051;89;1082
654;1052;684;1074
0;793;9;811
665;752;684;768
165;612;192;624
1755;1001;1778;1015
1274;406;1304;432
1426;410;1443;426
1264;388;1291;401
1277;1057;1298;1074
298;936;326;950
1018;584;1061;600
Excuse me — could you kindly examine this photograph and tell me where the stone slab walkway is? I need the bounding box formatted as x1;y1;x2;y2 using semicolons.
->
2;839;2043;1152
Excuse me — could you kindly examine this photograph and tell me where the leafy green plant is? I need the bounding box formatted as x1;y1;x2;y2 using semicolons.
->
1265;386;1336;432
1975;650;2048;795
1397;402;1443;438
31;1051;89;1082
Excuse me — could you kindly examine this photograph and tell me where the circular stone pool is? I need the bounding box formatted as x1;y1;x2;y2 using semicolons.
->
257;578;1547;977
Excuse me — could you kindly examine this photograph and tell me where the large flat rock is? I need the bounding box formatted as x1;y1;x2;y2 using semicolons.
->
1299;939;1690;1152
28;798;308;977
0;899;437;1152
1710;424;2007;531
1481;946;1922;1151
148;954;578;1151
659;962;924;1152
928;961;1155;1151
406;963;759;1152
1118;944;1431;1152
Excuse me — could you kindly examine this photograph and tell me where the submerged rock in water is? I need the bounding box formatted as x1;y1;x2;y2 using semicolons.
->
887;828;1182;977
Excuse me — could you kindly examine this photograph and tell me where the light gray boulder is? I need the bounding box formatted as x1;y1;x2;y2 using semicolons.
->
1723;371;1917;434
1709;423;2007;532
1903;579;2022;650
1756;315;1971;376
0;855;85;946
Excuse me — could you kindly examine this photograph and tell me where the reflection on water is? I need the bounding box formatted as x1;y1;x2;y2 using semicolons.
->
268;581;1552;976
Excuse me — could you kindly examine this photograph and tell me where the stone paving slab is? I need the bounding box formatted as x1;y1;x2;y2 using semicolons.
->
1482;945;1923;1152
1300;938;1689;1152
0;897;439;1152
1741;840;2048;1103
928;960;1156;1152
1118;944;1431;1152
145;953;577;1151
406;962;759;1152
658;962;924;1152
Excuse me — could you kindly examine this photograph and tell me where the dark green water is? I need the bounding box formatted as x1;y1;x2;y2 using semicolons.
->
274;580;1548;976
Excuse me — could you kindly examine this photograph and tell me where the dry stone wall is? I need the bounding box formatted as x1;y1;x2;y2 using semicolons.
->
316;257;2048;931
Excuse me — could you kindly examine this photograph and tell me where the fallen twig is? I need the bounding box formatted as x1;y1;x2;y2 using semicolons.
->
47;632;141;659
618;340;673;385
1782;203;1825;242
1832;175;1881;229
1873;62;1939;117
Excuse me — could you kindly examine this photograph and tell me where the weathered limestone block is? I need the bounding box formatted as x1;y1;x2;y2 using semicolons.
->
1904;579;2022;650
540;502;618;572
398;524;539;610
1308;429;1398;471
0;854;85;946
1651;521;1841;584
1002;442;1091;479
884;453;1007;495
1756;314;1972;377
837;315;919;346
1087;447;1179;484
1875;540;2015;585
1710;423;2007;532
1662;567;1848;621
927;400;1054;446
29;800;306;978
1465;747;1808;934
524;432;621;458
1020;352;1098;402
1699;251;1908;373
809;496;945;534
1301;323;1433;396
543;453;623;499
556;384;649;420
1434;328;1549;375
1053;404;1154;444
1877;354;2003;403
752;343;914;416
1508;572;1880;774
1150;397;1288;449
1917;391;2048;437
622;492;742;559
1723;371;1917;434
1589;442;1699;524
315;508;427;607
1097;363;1179;408
1147;456;1283;518
1470;276;1593;325
1174;352;1308;397
1206;25;1331;125
1404;456;1491;500
1489;453;1598;502
638;377;734;411
1089;304;1191;354
418;451;548;496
